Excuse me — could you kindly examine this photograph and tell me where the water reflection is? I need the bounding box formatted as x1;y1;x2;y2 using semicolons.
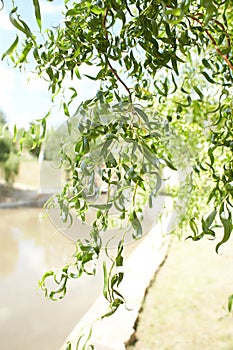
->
0;208;102;350
0;227;18;277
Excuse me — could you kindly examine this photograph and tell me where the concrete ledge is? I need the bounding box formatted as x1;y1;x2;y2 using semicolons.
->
60;198;173;350
0;200;41;208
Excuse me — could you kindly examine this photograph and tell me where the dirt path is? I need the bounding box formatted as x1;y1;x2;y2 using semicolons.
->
127;236;233;350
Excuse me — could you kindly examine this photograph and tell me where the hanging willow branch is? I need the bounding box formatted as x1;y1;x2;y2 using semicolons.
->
188;14;233;71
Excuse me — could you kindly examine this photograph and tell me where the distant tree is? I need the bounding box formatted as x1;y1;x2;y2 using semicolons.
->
0;111;19;183
0;110;6;125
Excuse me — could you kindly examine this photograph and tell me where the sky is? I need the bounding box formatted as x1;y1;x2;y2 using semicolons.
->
0;1;99;129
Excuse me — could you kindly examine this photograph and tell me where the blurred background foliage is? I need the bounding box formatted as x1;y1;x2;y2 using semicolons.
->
0;110;19;183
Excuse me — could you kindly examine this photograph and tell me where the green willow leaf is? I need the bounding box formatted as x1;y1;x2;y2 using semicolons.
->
188;218;199;239
204;208;217;228
111;0;126;24
201;208;217;237
9;7;32;37
130;211;143;239
40;118;47;140
63;103;70;117
171;56;179;75
83;74;98;81
13;124;17;142
193;85;203;100
79;326;94;350
17;41;33;63
75;66;81;79
216;205;232;253
1;35;19;60
141;144;159;168
103;261;109;301
89;203;112;210
91;6;105;15
33;0;42;31
134;106;149;122
202;58;212;69
201;71;216;84
116;240;124;267
65;341;72;350
101;307;117;319
162;158;177;171
228;294;233;313
170;73;178;94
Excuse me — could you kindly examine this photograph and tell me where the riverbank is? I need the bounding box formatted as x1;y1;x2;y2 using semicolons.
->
0;183;50;208
0;160;45;208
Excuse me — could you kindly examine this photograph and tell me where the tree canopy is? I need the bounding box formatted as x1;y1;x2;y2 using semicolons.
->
1;0;233;348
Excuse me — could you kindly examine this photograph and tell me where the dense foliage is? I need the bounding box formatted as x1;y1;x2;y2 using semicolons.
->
1;0;233;348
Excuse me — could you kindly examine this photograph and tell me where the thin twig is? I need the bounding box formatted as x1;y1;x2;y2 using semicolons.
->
102;8;132;103
107;59;133;103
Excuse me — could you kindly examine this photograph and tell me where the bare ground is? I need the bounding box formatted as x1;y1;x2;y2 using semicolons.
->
127;236;233;350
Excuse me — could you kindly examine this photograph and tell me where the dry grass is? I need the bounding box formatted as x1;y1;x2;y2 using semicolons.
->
127;237;233;350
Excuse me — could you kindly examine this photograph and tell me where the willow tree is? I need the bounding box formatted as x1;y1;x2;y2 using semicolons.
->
2;0;233;347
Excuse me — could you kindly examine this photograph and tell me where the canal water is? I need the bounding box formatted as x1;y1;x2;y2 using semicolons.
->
0;208;102;350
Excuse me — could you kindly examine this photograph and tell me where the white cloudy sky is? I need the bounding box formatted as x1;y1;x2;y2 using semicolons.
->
0;1;99;128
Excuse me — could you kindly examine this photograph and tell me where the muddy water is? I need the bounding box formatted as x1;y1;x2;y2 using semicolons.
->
0;209;102;350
